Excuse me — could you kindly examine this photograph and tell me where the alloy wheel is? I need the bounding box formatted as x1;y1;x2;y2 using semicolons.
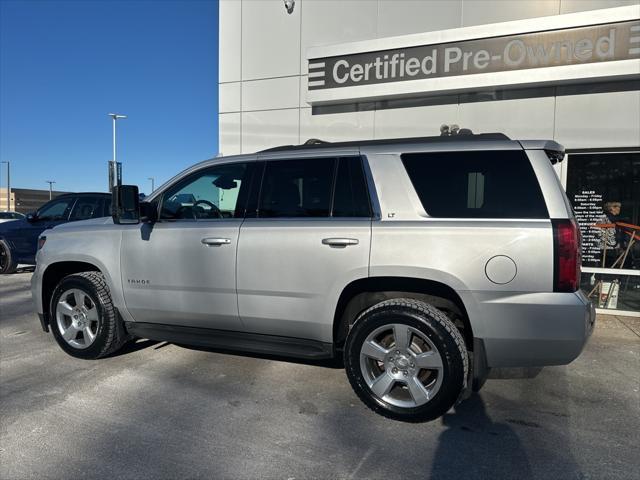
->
55;288;100;349
359;323;444;408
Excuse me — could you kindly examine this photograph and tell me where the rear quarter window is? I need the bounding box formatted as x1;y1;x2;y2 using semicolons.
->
401;150;548;219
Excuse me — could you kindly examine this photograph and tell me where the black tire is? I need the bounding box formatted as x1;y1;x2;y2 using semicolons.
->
344;298;468;422
0;240;18;274
50;271;127;359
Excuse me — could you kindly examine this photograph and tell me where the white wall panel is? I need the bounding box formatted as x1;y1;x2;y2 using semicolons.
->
242;76;300;111
219;82;241;113
300;107;374;143
555;91;640;148
374;104;459;139
242;109;299;152
242;0;301;80
300;74;308;107
377;0;462;37
462;0;559;27
301;0;377;74
219;0;242;83
560;0;638;14
458;96;556;139
219;113;242;156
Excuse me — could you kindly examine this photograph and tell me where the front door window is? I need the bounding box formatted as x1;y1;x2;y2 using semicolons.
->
160;163;248;220
37;198;75;222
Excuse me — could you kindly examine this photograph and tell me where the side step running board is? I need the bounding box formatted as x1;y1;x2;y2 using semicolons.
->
125;322;334;360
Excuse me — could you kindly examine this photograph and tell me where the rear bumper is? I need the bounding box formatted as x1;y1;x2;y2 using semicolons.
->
470;290;595;368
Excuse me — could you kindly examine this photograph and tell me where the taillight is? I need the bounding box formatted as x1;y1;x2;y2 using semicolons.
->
37;236;47;250
552;219;581;292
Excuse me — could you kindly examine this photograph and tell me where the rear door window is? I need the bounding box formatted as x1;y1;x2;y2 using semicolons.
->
401;150;548;219
258;158;334;218
69;196;105;221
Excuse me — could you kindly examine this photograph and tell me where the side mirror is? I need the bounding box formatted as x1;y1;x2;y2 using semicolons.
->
139;201;158;223
26;213;37;223
112;185;140;224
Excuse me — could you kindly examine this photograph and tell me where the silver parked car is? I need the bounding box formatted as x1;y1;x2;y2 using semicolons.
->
31;133;595;422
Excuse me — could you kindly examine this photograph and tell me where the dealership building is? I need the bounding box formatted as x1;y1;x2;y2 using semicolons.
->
218;0;640;315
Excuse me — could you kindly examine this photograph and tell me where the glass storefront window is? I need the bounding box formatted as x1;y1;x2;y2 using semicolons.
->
580;270;640;313
567;151;640;313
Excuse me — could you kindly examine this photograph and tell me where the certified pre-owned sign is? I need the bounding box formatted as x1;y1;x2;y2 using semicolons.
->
306;6;640;105
308;20;640;91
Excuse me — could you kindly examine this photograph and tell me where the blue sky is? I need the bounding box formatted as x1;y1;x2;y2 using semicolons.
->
0;0;219;195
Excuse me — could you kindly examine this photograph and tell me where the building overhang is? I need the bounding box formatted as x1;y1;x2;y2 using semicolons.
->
306;5;640;106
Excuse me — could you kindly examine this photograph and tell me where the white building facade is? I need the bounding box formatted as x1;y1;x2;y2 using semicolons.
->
219;0;640;315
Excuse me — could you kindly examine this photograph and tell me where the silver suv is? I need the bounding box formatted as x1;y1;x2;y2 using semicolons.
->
31;133;595;422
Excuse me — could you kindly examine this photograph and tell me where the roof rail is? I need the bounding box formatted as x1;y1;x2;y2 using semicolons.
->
259;132;511;153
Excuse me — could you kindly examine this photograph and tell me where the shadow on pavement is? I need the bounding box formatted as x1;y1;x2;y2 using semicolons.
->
104;338;160;358
430;394;533;479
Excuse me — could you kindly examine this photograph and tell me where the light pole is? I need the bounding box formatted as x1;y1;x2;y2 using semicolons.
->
108;113;127;191
148;177;155;193
46;180;56;200
1;161;9;211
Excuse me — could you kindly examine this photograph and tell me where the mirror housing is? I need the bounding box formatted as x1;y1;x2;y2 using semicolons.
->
139;201;158;223
26;213;37;223
213;177;238;190
112;185;140;224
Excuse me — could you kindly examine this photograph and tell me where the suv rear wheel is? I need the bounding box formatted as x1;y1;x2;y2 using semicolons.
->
50;271;127;359
344;298;468;422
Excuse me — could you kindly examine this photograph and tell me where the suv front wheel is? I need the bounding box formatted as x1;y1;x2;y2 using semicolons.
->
344;298;468;422
50;271;128;359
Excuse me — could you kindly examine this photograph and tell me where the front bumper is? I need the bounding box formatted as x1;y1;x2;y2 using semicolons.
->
31;262;46;329
471;290;595;368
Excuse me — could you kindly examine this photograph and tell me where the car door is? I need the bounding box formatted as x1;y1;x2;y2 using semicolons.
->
236;154;373;343
15;196;76;262
121;159;257;330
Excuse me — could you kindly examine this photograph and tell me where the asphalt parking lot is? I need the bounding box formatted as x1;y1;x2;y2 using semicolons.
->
1;271;639;480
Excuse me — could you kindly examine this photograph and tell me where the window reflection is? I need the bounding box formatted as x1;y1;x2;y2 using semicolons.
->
567;152;640;270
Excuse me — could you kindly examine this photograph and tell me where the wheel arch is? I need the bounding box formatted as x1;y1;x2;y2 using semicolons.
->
41;261;102;330
333;276;473;352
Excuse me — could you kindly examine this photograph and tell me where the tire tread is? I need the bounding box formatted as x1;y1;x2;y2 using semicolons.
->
0;240;18;274
355;298;469;380
52;271;126;358
346;298;468;422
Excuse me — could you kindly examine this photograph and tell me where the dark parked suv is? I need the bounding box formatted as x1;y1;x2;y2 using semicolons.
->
0;192;111;274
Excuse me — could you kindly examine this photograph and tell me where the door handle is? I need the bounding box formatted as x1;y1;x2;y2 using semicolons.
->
201;237;231;246
322;238;359;247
